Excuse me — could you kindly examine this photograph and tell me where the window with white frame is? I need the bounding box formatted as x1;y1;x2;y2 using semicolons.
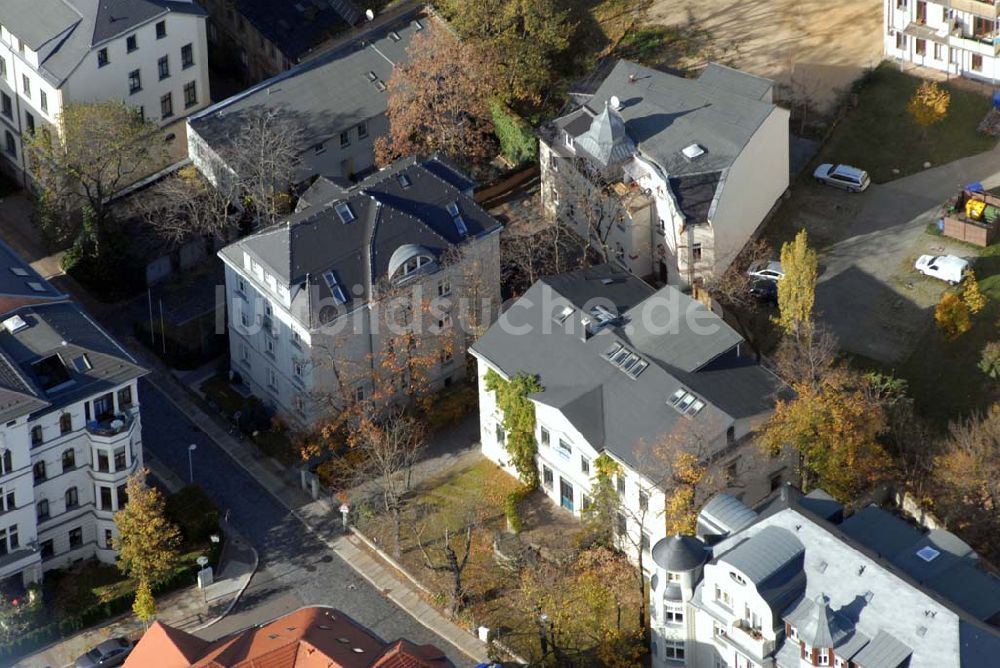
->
580;455;589;475
266;368;277;389
265;334;275;356
818;648;830;666
293;360;304;379
663;639;685;661
556;439;571;459
664;603;684;624
438;279;451;297
539;426;550;446
542;465;553;489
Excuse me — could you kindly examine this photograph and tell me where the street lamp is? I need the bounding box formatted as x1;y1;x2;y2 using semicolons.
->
188;444;197;484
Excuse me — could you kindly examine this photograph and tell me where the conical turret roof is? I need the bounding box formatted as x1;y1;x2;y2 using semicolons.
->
574;101;636;167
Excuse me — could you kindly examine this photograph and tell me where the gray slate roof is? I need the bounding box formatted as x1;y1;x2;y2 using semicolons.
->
471;265;787;472
0;0;206;86
0;238;64;303
697;492;758;538
550;59;777;225
219;157;500;330
188;4;427;179
699;492;1000;668
226;0;355;62
651;534;709;573
574;102;637;167
0;302;146;421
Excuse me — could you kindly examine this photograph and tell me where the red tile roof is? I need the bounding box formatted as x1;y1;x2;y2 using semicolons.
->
125;606;452;668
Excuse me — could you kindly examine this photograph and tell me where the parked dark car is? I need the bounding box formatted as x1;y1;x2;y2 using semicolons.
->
749;278;778;305
75;637;134;668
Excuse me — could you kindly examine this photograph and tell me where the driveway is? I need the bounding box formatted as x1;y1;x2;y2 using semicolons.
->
647;0;883;112
784;144;1000;365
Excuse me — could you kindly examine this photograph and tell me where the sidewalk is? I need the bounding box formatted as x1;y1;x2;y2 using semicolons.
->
15;534;257;668
139;361;490;664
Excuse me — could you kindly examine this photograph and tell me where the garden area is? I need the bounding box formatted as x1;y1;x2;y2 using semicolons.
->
354;457;646;665
821;63;997;184
0;485;222;663
199;373;299;465
891;242;1000;426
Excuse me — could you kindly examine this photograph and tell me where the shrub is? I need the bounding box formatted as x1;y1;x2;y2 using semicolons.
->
423;382;478;432
980;341;1000;379
935;292;971;340
165;485;221;546
491;102;536;165
962;270;988;314
503;486;531;533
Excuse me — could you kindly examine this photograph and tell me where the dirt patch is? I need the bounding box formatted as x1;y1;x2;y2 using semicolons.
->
646;0;884;112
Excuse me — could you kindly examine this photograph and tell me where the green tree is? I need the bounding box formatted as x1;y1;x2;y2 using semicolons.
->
114;470;182;585
776;230;818;336
582;453;623;547
439;0;572;106
485;369;543;487
25;101;166;251
132;579;156;627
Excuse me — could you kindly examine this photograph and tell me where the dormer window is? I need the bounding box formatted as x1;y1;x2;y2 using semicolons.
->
400;255;432;276
397;173;411;188
729;571;746;586
564;132;574;148
817;648;830;666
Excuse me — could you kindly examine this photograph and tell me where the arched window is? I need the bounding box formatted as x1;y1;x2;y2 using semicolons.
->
65;486;78;509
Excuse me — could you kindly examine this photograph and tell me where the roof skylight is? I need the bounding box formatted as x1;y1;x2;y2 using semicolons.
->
28;282;46;292
323;271;348;305
554;305;574;324
334;202;355;223
916;546;940;562
2;315;27;333
447;201;468;236
397;173;412;188
669;388;705;416
9;268;28;277
682;143;706;160
603;342;648;379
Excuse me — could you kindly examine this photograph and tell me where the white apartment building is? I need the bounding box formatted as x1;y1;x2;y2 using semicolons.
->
540;60;789;286
470;265;792;570
648;488;1000;668
0;0;210;185
217;157;501;426
0;242;146;593
885;0;1000;82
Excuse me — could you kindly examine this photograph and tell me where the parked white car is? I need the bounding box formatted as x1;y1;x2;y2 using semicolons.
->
747;260;784;282
914;254;969;285
813;163;871;192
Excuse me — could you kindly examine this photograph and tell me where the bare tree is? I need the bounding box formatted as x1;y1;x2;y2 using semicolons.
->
500;223;586;297
347;410;425;557
417;522;475;616
135;165;240;244
703;238;773;356
221;108;304;227
549;158;628;265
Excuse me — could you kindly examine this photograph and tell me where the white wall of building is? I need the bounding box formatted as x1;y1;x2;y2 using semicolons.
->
0;379;142;587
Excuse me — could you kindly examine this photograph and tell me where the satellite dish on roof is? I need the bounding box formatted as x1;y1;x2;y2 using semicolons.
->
365;8;375;20
609;95;621;110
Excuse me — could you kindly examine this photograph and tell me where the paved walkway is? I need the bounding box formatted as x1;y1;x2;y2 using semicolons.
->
16;534;257;668
140;361;490;663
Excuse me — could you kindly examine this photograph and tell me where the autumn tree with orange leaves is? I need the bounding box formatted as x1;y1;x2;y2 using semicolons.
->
375;30;498;177
759;335;891;500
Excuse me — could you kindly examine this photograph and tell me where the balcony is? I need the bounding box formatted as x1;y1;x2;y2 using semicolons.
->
948;32;1000;55
947;0;999;19
86;408;136;439
715;619;775;660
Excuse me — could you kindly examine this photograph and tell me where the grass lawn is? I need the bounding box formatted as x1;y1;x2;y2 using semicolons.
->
821;64;996;184
889;243;1000;427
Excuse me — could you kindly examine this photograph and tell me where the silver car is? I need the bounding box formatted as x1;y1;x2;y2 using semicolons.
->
813;163;871;192
747;260;784;282
75;637;134;668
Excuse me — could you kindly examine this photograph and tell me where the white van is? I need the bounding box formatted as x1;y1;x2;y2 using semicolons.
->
914;254;969;285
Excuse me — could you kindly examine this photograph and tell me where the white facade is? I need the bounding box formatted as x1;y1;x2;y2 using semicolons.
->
220;231;501;426
0;3;210;184
885;0;1000;82
0;379;142;589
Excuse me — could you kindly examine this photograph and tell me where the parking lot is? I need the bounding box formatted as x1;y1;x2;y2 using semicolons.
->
768;144;1000;365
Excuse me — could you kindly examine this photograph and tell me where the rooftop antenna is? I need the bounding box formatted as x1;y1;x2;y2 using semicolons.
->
365;8;375;21
610;95;621;110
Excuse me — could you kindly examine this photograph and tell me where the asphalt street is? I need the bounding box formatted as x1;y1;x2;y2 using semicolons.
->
138;378;475;666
